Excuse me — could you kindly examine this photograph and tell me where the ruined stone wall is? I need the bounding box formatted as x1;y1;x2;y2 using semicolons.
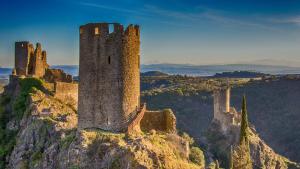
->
54;82;78;107
127;104;146;134
213;88;242;132
78;23;140;131
213;88;230;121
140;109;176;133
15;41;34;76
15;42;48;78
31;43;47;77
44;69;73;83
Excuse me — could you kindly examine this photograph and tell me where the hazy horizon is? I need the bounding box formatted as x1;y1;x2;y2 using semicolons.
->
1;0;300;67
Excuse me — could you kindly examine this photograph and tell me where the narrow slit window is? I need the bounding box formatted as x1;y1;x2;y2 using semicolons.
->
95;27;99;35
108;56;111;64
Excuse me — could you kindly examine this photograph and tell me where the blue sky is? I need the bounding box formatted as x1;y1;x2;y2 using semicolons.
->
1;0;300;67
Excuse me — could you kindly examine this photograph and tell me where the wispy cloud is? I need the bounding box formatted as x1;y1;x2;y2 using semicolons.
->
78;2;284;31
269;16;300;26
79;2;145;16
143;5;282;31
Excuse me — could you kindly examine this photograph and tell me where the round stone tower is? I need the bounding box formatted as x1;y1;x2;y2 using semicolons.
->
78;23;141;132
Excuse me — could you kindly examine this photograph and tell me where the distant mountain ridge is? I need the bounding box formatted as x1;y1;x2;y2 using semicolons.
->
1;64;300;80
142;64;300;76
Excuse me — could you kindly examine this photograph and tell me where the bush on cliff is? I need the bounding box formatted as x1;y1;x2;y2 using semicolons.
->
189;147;205;166
13;78;43;120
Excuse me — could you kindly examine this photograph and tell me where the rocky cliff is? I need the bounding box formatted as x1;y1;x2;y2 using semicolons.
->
0;78;204;169
205;122;300;169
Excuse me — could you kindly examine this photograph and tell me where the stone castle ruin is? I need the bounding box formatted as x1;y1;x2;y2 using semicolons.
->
14;42;48;77
213;87;241;132
78;23;176;133
12;41;78;106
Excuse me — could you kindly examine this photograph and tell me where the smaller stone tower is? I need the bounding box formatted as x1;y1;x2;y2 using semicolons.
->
15;41;34;76
14;41;48;78
213;87;230;120
213;87;241;132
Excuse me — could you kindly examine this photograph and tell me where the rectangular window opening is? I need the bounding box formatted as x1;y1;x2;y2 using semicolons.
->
95;27;99;35
109;24;114;34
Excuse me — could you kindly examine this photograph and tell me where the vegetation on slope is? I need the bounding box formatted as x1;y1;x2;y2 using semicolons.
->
0;78;44;168
233;96;252;169
0;77;205;169
141;75;300;166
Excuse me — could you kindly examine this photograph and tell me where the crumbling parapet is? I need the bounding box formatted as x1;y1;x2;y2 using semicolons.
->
44;69;73;83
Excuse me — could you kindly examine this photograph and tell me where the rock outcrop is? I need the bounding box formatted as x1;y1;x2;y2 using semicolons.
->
1;79;204;169
205;122;300;169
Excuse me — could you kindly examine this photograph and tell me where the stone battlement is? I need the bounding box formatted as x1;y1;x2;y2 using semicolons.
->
79;23;139;38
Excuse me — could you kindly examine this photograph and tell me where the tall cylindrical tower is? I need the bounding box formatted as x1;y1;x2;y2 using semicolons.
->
78;23;140;132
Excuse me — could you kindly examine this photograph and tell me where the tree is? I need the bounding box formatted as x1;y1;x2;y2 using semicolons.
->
232;95;252;169
239;95;249;145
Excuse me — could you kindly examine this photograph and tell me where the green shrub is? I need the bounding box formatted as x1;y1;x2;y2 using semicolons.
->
0;78;44;168
13;78;44;120
189;147;205;166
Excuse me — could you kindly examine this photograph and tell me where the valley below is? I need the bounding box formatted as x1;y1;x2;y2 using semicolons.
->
141;74;300;164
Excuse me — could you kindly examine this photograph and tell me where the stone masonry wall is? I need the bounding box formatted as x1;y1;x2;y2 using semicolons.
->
140;109;176;133
15;42;48;78
213;87;241;132
78;23;140;132
54;82;78;107
213;88;230;121
15;42;33;76
44;69;73;83
127;103;146;134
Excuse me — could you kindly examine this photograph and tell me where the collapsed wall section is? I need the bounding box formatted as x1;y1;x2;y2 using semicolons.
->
140;109;176;133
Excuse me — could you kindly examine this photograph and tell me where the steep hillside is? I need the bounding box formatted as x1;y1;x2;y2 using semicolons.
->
141;75;300;164
205;122;299;169
0;78;204;169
